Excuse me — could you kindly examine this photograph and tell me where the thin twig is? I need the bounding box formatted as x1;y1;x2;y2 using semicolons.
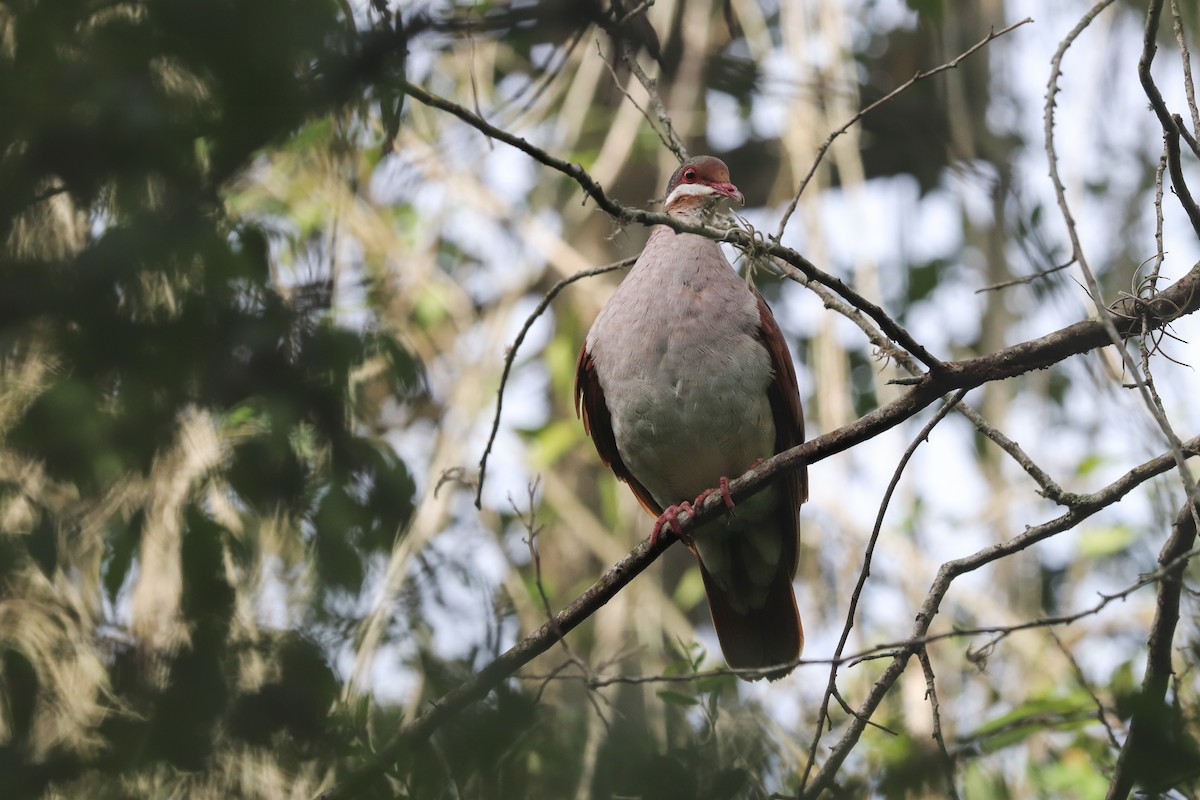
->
1150;143;1169;288
1049;630;1122;752
774;18;1034;240
1172;0;1200;144
769;255;1072;504
798;434;1200;799
511;481;598;701
313;43;1200;797
318;293;1200;798
1107;499;1200;800
401;78;945;371
475;258;633;508
1051;0;1200;531
616;39;687;161
512;530;1200;691
595;39;664;152
974;259;1074;293
800;389;967;789
1134;1;1200;537
917;647;961;800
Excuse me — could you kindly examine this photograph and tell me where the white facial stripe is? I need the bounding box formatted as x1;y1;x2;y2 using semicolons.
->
665;183;719;206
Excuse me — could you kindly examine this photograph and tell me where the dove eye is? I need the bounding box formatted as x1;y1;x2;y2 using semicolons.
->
683;168;697;181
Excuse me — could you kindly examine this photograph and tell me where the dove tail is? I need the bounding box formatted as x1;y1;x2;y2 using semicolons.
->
698;556;803;681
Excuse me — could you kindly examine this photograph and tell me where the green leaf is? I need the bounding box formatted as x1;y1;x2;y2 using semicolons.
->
673;567;706;610
1077;524;1134;559
1033;746;1109;797
656;690;699;707
529;419;586;468
970;695;1091;752
1074;454;1106;477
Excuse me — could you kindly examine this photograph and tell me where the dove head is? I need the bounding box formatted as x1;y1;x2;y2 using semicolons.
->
663;156;745;219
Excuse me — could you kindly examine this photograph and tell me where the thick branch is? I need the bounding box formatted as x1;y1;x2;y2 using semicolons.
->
320;20;1200;796
801;439;1200;799
317;254;1200;799
1106;498;1200;799
400;80;944;371
1140;0;1200;235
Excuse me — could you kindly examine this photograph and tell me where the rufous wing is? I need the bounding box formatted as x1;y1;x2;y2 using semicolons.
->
575;344;664;518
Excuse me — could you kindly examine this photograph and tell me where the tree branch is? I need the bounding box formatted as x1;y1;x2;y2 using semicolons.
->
316;251;1200;798
800;436;1200;799
1106;498;1200;799
801;389;966;787
314;18;1200;796
774;17;1034;240
1046;0;1199;535
399;79;945;371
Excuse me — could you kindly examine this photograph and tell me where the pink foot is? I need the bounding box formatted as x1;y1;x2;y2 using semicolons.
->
694;477;735;511
695;461;765;515
650;501;695;547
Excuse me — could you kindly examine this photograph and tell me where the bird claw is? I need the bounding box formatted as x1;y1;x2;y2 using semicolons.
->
650;502;695;547
651;462;764;546
694;477;735;511
718;476;734;509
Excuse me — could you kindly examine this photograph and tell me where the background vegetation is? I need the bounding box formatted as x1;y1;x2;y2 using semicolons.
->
2;0;1199;797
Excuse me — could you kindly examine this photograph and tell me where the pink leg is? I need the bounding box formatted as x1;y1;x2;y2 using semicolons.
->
694;478;735;511
693;460;765;514
718;476;734;508
652;460;770;546
650;501;694;547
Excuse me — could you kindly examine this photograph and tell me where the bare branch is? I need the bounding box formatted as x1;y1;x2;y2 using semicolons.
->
1050;630;1123;752
917;647;961;800
1107;499;1200;799
401;78;945;371
1049;0;1200;533
1140;0;1200;230
774;18;1034;240
515;531;1200;690
1171;0;1200;142
801;389;966;788
309;24;1200;798
974;259;1074;294
615;40;687;162
319;261;1200;795
799;435;1200;799
475;258;634;509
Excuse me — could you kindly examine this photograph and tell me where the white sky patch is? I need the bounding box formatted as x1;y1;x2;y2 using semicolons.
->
421;506;513;661
364;643;420;704
483;146;538;203
907;282;983;353
385;419;438;498
749;50;797;139
706;90;750;151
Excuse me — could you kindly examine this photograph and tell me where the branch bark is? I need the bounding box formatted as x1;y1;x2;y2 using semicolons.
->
400;79;945;371
1106;499;1200;799
801;440;1200;799
317;255;1200;799
316;14;1200;796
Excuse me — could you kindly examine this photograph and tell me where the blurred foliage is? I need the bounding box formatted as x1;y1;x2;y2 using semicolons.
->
0;0;1198;798
0;0;419;794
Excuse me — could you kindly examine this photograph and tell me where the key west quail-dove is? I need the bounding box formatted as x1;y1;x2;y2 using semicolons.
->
575;156;807;680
